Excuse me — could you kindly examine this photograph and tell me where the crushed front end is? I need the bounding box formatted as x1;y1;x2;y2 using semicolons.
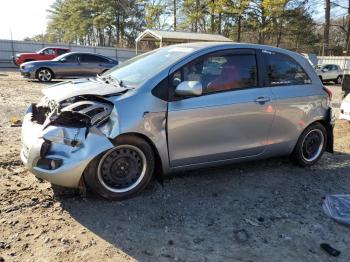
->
20;95;116;188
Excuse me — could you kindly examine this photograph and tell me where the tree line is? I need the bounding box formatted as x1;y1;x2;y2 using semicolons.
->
23;0;350;55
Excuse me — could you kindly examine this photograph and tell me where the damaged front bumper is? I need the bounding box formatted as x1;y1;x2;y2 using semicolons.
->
20;104;115;188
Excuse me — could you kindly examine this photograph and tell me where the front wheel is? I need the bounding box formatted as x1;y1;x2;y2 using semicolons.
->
292;123;327;167
36;68;53;82
84;136;155;200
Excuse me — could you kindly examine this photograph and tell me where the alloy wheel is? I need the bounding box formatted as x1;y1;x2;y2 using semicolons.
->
38;69;52;82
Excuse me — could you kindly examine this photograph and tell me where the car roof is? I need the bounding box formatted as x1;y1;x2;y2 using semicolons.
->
44;47;70;49
163;42;303;58
66;52;106;56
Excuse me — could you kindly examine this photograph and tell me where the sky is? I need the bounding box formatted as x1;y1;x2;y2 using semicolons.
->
0;0;55;40
0;0;349;41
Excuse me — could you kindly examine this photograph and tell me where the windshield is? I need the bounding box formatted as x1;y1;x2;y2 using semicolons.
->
36;48;45;54
104;46;196;88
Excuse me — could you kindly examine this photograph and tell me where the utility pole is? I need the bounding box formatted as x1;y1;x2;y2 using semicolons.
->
174;0;177;31
346;0;350;54
323;0;330;56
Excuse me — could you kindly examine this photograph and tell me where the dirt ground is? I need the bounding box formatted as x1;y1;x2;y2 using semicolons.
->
0;71;350;262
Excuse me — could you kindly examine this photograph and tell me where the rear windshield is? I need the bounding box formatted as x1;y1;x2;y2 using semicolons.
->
105;46;196;88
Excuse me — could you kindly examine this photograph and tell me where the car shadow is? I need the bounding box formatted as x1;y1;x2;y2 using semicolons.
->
56;152;350;261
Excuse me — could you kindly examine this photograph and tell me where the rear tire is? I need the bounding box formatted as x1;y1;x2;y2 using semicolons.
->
336;75;343;85
292;122;327;167
84;135;155;200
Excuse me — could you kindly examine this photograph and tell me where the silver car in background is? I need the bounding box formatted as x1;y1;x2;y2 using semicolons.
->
316;64;343;84
21;43;334;200
20;52;118;82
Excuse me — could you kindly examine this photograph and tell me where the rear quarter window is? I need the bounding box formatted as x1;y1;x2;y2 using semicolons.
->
264;52;311;86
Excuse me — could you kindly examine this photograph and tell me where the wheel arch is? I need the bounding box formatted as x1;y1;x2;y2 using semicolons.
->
314;119;334;153
113;132;164;183
293;119;333;154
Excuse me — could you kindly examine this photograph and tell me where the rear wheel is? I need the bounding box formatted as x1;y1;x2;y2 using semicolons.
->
293;123;327;167
84;136;155;200
36;68;53;82
336;75;343;85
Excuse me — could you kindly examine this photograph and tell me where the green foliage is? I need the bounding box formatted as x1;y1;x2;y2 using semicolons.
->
25;0;328;53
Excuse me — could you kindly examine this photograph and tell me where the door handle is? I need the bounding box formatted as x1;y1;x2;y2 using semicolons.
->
255;96;271;103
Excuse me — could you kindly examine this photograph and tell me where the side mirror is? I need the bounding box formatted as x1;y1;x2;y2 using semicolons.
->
175;81;203;96
60;58;67;63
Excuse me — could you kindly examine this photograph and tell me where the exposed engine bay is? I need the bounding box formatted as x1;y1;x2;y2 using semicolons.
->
31;95;114;129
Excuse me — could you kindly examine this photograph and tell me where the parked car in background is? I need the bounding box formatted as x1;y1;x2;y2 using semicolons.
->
316;64;343;84
21;43;334;200
20;52;118;82
340;93;350;121
13;47;70;66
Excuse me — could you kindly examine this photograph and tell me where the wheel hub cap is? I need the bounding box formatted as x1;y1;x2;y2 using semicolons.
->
302;129;324;162
97;145;146;193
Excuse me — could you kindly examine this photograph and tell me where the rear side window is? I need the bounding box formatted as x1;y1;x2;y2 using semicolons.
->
265;52;311;86
332;65;339;70
57;49;68;56
81;54;109;63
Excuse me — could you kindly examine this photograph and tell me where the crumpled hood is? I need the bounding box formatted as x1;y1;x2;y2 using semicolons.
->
42;78;126;101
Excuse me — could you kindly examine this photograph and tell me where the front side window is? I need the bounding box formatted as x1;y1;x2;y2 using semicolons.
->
323;65;332;71
64;54;78;62
266;52;311;86
43;48;55;55
172;51;258;94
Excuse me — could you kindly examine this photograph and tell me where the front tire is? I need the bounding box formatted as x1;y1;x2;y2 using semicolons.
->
84;136;155;200
292;123;327;167
36;68;53;82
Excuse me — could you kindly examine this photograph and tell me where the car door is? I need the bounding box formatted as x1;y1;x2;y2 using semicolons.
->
80;54;108;76
167;49;276;167
322;65;333;80
55;53;82;77
332;65;340;79
261;50;316;150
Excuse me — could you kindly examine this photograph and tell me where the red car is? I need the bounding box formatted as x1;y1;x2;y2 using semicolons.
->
13;47;70;66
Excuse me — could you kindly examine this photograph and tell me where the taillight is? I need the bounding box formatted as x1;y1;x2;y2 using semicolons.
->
323;86;333;100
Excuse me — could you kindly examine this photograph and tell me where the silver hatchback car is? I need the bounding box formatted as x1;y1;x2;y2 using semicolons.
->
21;43;334;200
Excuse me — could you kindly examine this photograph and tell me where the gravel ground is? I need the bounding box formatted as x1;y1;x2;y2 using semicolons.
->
0;72;350;262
